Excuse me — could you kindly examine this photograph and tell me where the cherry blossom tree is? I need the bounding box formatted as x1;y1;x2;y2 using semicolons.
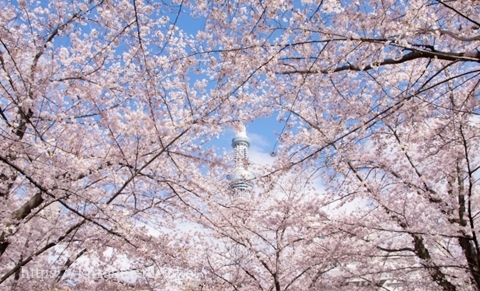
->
193;0;480;290
0;0;238;289
181;169;343;290
1;0;480;290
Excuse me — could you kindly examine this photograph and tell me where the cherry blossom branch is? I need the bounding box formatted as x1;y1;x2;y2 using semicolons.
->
436;0;480;27
54;248;87;283
238;264;264;290
459;124;480;286
0;153;137;256
278;49;480;75
0;220;86;284
105;129;189;204
428;29;480;42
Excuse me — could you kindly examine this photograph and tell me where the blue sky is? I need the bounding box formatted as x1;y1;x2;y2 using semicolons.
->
221;116;281;166
36;0;285;166
171;5;286;165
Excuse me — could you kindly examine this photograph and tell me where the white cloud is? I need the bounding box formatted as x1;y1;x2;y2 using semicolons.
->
249;146;275;166
248;132;271;149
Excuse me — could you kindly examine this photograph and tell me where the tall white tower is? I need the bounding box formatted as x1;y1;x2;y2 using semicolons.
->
226;125;256;191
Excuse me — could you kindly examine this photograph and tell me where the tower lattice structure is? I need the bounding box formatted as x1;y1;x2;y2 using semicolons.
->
226;125;256;192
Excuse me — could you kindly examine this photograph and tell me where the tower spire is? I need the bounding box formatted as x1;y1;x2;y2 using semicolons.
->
227;124;256;192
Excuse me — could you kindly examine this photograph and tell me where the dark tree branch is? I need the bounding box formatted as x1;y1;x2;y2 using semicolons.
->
55;248;88;283
436;0;480;28
413;234;457;291
278;49;480;75
0;221;85;284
